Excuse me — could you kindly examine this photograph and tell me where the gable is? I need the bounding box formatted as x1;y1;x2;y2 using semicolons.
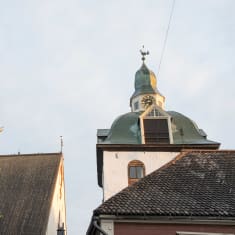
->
144;105;169;117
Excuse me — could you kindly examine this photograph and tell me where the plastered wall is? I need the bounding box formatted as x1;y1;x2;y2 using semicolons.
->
46;161;67;235
103;151;179;200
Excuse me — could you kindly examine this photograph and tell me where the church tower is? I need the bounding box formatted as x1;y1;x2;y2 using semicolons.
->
97;50;220;201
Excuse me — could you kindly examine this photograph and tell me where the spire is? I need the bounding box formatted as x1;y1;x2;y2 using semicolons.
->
130;49;165;111
140;46;149;63
130;48;156;100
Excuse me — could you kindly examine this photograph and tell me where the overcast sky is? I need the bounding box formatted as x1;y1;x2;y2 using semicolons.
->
0;0;234;234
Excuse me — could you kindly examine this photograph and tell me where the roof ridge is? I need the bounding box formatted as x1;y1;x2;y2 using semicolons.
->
0;152;62;157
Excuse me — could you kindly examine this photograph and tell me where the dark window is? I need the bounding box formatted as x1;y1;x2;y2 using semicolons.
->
129;166;136;178
144;118;169;144
134;101;139;110
128;160;145;185
129;166;144;179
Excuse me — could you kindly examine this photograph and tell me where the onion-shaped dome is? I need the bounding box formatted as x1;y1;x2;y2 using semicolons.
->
131;63;157;100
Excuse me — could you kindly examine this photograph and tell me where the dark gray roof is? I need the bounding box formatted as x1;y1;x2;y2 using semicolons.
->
0;153;62;234
94;150;235;218
98;111;219;145
97;129;110;143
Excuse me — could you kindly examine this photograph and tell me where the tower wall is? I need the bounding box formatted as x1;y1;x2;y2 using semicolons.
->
103;151;179;200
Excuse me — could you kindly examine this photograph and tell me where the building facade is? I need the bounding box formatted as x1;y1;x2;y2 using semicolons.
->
96;53;219;201
88;150;235;235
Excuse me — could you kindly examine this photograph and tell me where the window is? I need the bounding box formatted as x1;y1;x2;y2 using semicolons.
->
143;118;170;144
146;107;163;117
134;101;139;110
129;166;144;178
128;160;145;185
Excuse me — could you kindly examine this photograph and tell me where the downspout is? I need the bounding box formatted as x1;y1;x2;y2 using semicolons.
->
86;217;108;235
93;220;108;235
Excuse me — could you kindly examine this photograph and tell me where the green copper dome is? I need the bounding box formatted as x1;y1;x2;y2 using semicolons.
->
104;112;142;144
97;111;219;145
131;63;157;100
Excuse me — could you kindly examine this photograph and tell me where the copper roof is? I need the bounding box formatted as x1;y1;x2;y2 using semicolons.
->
97;111;219;145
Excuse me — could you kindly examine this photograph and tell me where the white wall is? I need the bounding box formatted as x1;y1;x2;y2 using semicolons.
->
46;160;67;235
103;151;179;200
101;220;114;235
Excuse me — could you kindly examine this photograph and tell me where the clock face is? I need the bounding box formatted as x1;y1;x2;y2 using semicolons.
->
141;95;155;108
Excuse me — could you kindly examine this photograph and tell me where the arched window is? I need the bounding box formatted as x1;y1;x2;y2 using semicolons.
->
128;160;145;185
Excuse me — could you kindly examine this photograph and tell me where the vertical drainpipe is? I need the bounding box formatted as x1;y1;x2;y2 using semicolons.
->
86;217;108;235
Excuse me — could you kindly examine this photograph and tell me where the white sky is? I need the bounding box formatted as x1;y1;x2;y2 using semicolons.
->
0;0;234;234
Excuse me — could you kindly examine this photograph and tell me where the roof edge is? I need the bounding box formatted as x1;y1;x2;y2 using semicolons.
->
0;152;62;157
97;143;220;151
96;214;235;224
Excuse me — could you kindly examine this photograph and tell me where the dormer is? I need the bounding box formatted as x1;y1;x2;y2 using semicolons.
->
140;105;173;144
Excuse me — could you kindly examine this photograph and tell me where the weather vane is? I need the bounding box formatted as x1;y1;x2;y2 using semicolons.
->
140;45;149;62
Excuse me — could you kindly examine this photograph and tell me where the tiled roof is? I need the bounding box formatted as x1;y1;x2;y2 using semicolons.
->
94;151;235;218
0;153;62;234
